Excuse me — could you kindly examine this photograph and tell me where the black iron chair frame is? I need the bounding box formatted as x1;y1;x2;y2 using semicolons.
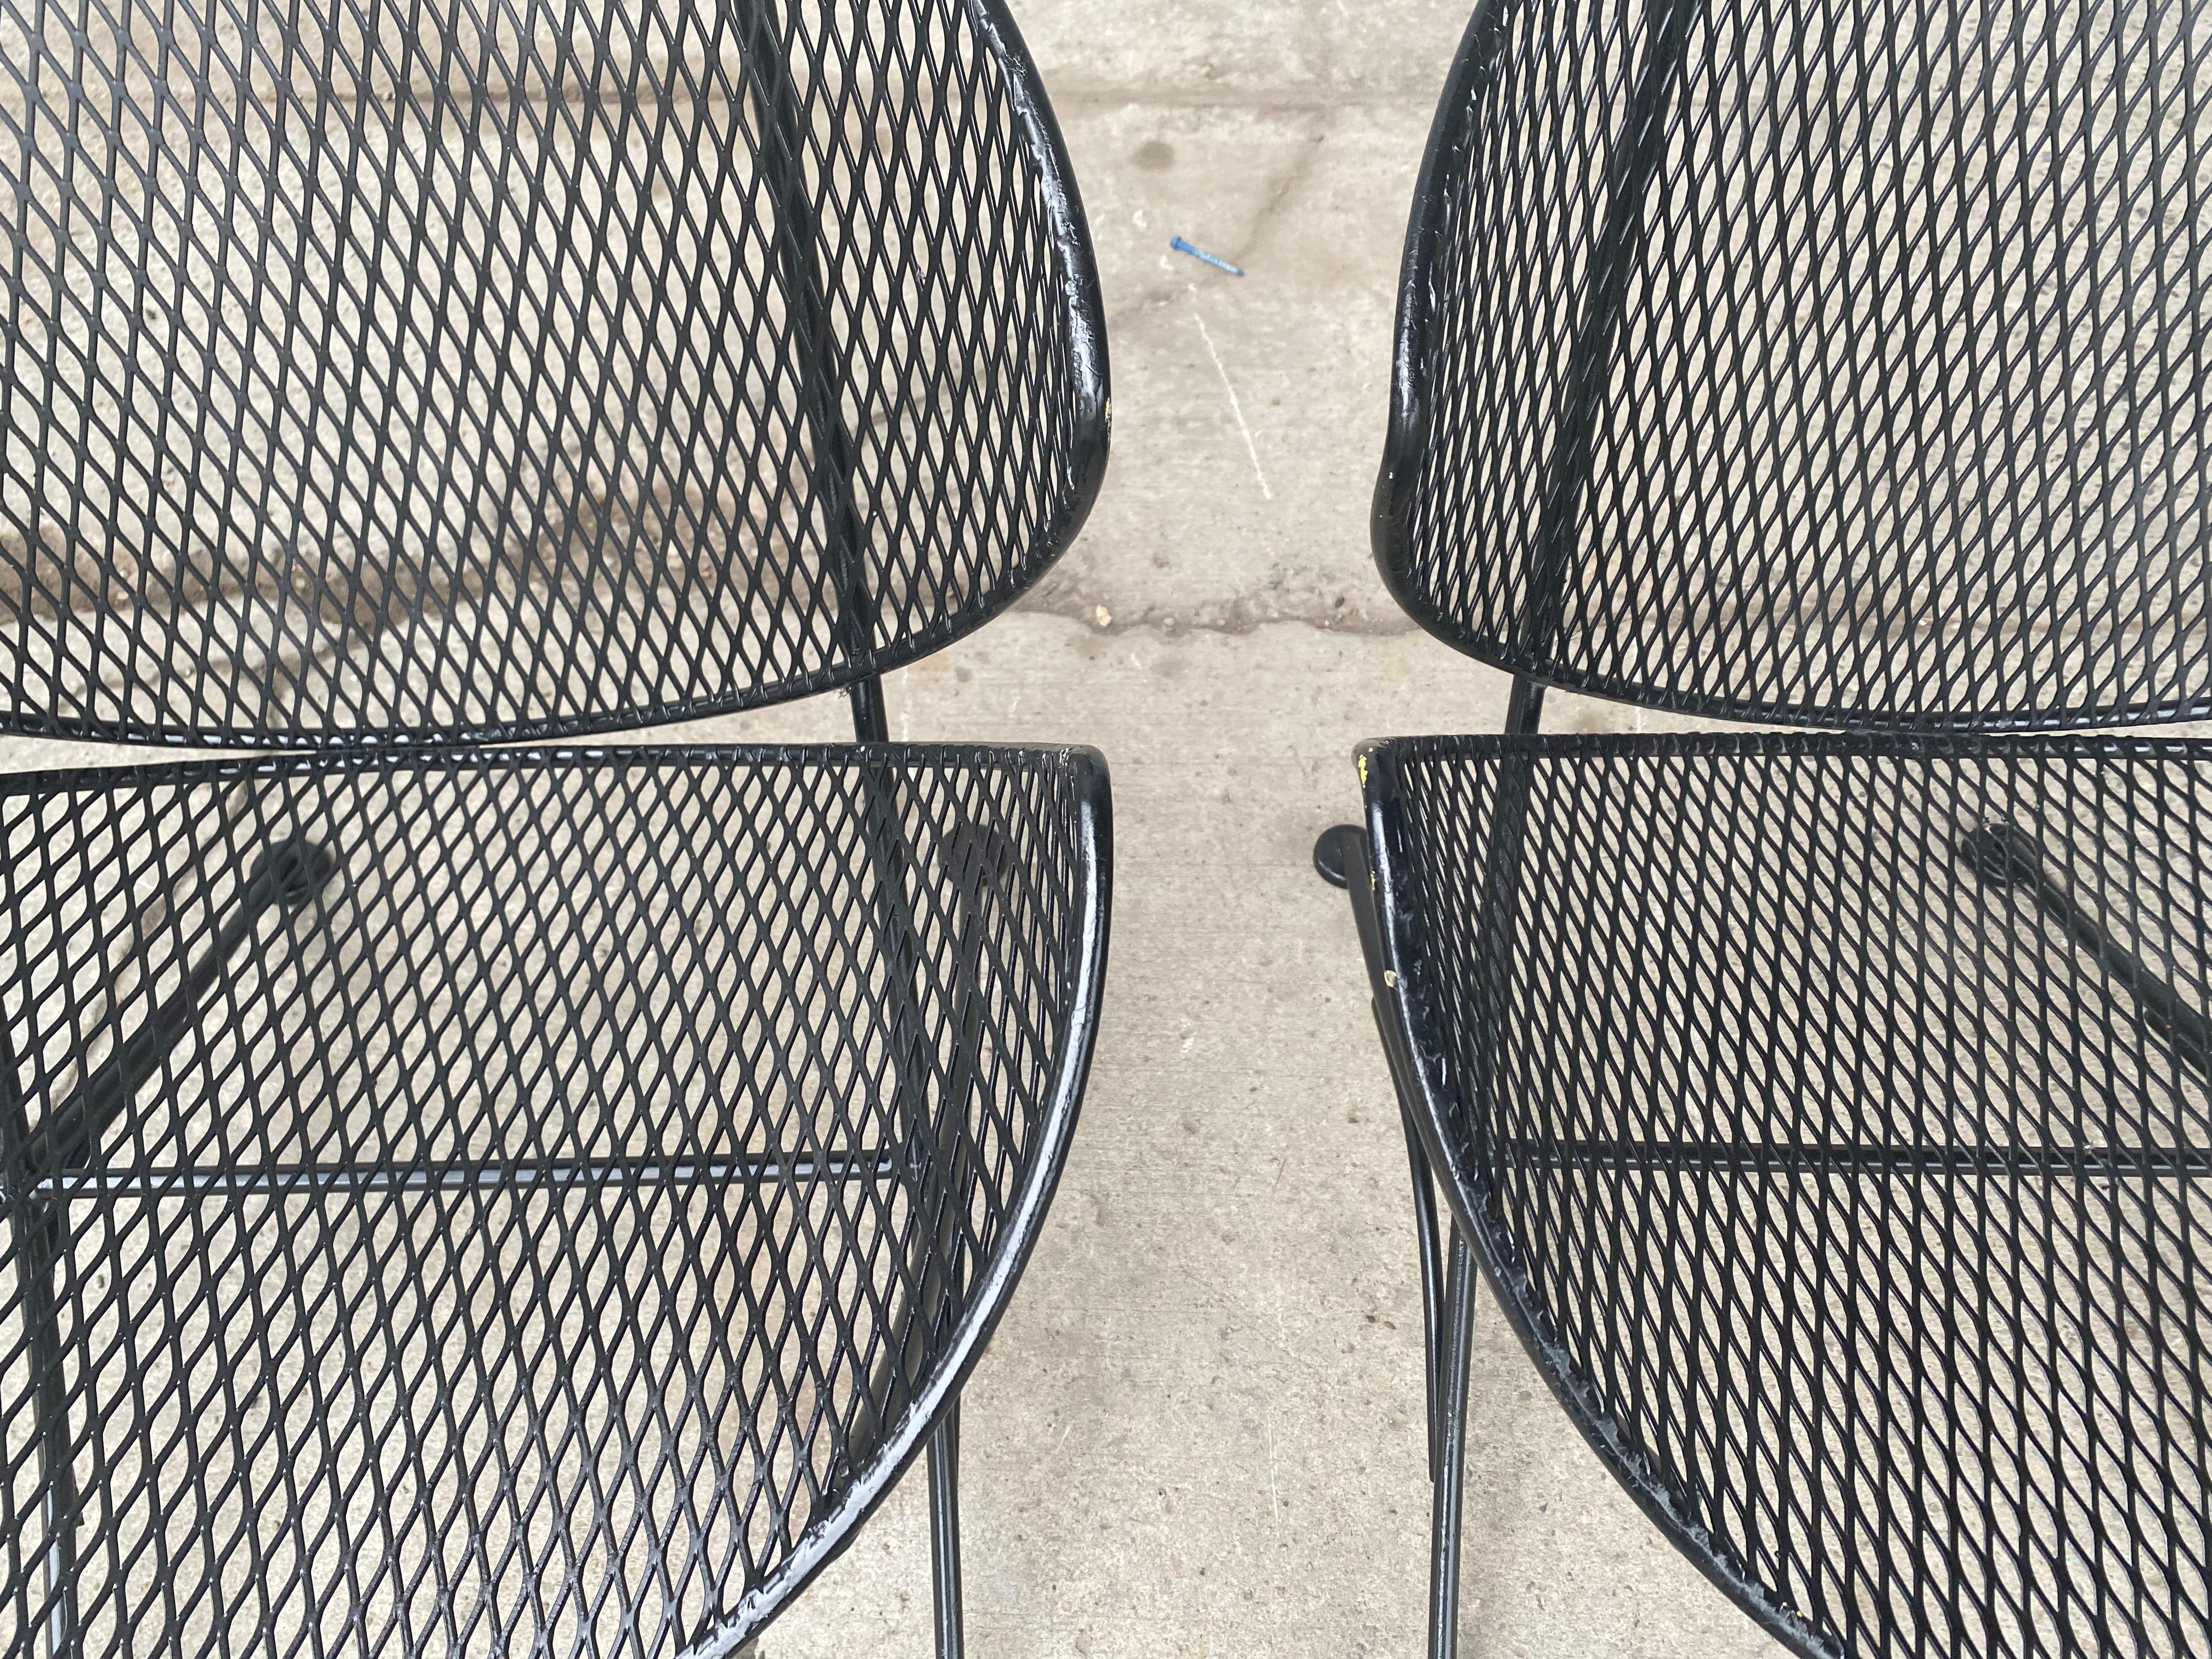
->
0;0;1110;1654
1317;0;2212;1652
1318;8;1708;1635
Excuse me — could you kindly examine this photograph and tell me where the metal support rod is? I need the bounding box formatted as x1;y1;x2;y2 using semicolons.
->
735;7;931;1205
1340;41;1709;1598
896;831;1007;1659
1497;1135;2212;1178
736;28;962;1585
1518;0;1700;663
928;1404;964;1659
842;816;1001;1659
1429;1226;1477;1659
2;1019;77;1659
1960;822;2212;1083
1464;674;1545;1184
1502;674;1546;737
889;825;1003;1409
1470;0;1696;1184
1433;58;1690;1575
1470;0;1691;1163
734;0;927;1133
24;838;335;1182
850;674;890;744
9;1147;904;1211
737;0;877;675
1338;826;1457;1530
12;1206;78;1659
735;2;895;752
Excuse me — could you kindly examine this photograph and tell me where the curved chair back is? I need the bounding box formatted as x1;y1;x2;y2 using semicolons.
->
1375;0;2212;729
0;0;1107;746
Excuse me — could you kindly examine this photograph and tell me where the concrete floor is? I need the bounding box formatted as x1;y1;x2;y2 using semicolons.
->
0;3;1794;1655
696;4;1788;1654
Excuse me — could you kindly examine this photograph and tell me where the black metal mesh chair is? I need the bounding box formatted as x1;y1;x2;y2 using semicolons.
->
0;4;1110;1656
1317;3;2212;1655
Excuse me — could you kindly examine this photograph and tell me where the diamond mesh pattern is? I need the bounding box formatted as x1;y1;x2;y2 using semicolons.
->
0;743;1107;1657
0;0;1105;746
1368;733;2212;1657
1380;0;2212;727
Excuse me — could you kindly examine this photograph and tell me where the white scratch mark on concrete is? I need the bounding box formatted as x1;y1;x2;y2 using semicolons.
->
1188;291;1273;501
1262;1418;1283;1528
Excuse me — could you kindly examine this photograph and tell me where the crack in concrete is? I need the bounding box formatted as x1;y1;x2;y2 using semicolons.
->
1051;82;1445;111
1239;114;1333;255
1016;583;1418;639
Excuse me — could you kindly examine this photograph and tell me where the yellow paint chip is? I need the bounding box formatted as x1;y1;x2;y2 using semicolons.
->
1357;754;1369;786
1383;970;1397;989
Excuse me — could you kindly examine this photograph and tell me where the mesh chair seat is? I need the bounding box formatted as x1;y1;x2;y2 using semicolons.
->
1360;732;2212;1658
0;743;1109;1657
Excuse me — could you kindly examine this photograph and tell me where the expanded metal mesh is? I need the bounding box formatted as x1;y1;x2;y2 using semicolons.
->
0;0;1103;746
0;743;1104;1658
1382;0;2212;727
1369;733;2212;1658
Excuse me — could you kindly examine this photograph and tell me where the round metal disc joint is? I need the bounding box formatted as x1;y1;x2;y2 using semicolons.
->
1957;822;2041;888
1313;823;1364;889
253;837;339;911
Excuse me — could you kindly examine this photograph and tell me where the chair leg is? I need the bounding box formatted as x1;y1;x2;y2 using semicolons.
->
18;1210;78;1659
929;1403;964;1659
1320;820;1482;1655
1399;1097;1448;1484
1429;1226;1477;1659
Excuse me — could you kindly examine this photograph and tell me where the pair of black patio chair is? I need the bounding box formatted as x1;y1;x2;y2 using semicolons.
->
1;1;2205;1656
